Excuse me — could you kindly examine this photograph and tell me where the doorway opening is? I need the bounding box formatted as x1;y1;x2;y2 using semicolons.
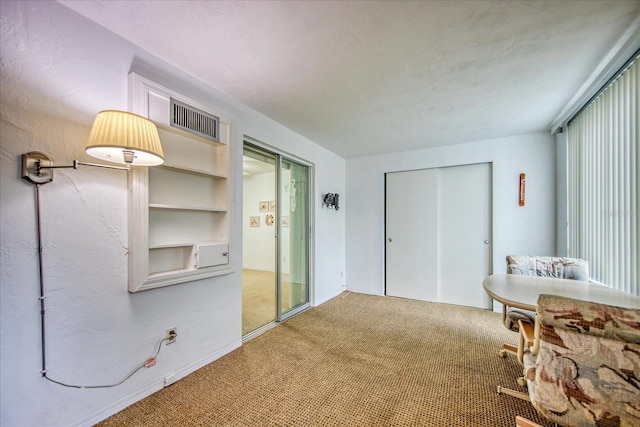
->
242;142;311;338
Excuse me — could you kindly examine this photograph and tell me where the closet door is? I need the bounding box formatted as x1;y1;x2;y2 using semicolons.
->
385;163;491;309
385;169;438;301
437;163;492;309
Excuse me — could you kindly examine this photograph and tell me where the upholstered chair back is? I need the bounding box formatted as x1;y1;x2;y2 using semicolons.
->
502;256;590;331
506;255;589;281
523;294;640;426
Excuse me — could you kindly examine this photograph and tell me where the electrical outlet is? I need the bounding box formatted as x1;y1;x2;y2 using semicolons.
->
166;327;177;344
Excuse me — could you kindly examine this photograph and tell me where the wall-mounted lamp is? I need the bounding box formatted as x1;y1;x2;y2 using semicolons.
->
21;110;166;388
22;110;164;184
323;193;340;210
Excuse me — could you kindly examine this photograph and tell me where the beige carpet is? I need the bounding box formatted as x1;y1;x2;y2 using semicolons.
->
99;292;552;427
242;269;306;335
242;269;276;335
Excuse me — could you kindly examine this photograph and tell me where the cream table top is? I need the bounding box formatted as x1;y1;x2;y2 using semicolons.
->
483;273;640;311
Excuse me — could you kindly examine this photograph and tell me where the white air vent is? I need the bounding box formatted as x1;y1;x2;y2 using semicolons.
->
170;97;219;142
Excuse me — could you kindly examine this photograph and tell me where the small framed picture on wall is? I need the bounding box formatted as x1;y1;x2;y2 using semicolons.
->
259;201;269;212
250;216;260;227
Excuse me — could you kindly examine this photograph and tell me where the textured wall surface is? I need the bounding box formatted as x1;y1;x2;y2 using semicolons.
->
0;2;345;426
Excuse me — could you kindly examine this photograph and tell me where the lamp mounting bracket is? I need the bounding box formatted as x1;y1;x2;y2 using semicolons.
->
22;151;54;185
22;151;132;186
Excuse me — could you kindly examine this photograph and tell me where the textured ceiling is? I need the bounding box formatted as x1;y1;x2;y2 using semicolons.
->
58;0;640;158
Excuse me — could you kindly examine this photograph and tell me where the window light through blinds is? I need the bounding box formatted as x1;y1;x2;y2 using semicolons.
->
567;56;638;295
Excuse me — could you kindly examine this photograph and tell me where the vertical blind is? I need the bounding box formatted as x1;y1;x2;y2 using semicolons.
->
567;58;638;295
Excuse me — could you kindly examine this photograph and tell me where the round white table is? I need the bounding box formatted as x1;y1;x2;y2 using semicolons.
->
483;273;640;311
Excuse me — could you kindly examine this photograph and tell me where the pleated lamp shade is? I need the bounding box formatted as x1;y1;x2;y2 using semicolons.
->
85;110;164;166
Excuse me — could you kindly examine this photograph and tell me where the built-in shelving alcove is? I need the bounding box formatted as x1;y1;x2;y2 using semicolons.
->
128;73;233;292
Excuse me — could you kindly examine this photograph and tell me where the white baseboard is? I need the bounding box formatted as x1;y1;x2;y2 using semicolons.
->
72;339;242;427
345;287;384;296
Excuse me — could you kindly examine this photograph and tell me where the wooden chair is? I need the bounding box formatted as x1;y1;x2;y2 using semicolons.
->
497;319;535;392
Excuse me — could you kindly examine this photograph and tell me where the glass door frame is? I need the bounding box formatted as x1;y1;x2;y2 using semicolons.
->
243;139;313;325
276;154;311;321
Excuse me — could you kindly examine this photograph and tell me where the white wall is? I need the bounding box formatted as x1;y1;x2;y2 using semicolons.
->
243;171;277;271
0;2;345;426
345;132;556;295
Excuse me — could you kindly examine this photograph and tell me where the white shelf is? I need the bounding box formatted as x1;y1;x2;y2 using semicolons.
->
148;241;229;276
149;242;195;249
148;268;194;279
156;122;226;147
160;163;227;179
149;203;227;212
149;240;227;249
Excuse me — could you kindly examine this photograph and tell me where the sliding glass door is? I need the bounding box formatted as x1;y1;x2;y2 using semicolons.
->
242;147;276;335
242;142;310;335
277;157;309;320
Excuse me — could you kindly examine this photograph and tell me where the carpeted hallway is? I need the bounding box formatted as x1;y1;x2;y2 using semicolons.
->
242;269;277;335
99;292;552;426
242;269;304;335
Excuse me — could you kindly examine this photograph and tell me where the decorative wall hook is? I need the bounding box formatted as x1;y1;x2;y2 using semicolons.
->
323;193;339;210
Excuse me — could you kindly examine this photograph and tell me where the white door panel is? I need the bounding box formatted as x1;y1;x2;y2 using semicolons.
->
437;164;491;309
385;163;491;308
386;169;438;301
